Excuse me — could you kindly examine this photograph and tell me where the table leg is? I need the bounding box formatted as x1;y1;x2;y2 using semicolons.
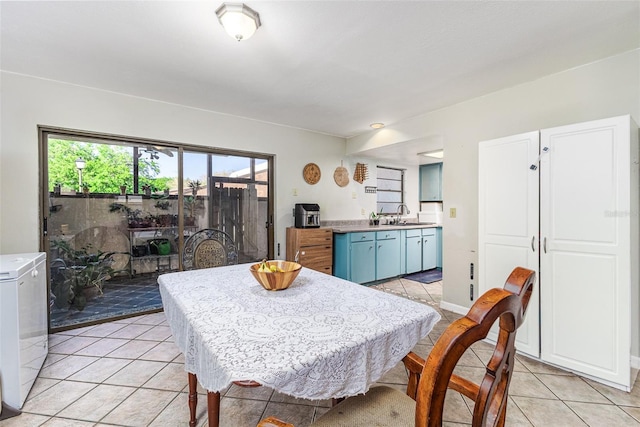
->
188;373;198;427
208;391;221;427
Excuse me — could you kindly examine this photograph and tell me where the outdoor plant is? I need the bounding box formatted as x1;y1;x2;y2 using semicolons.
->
184;195;197;218
50;240;116;311
141;183;153;196
154;200;171;211
109;202;149;227
188;179;202;196
53;182;62;195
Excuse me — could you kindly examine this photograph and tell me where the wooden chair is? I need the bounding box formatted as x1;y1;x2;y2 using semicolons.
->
259;266;535;427
182;228;238;270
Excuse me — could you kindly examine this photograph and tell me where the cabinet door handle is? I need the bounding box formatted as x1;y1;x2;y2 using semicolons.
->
531;236;536;252
417;240;421;245
543;237;547;254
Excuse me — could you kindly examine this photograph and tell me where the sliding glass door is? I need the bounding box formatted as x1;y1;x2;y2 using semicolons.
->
41;128;273;331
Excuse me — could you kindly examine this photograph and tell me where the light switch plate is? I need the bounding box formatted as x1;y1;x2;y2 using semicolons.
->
450;207;457;218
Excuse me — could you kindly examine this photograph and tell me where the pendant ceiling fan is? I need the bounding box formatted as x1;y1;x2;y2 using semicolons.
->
139;145;174;159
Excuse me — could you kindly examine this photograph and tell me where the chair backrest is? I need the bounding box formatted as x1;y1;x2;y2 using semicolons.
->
182;228;238;270
415;267;535;427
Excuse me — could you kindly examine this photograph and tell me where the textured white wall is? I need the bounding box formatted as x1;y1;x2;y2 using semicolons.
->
0;72;420;256
348;49;640;313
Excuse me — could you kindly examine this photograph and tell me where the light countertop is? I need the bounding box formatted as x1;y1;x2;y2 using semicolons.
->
331;223;441;233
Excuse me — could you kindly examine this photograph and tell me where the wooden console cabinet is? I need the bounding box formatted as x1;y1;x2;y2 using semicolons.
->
286;227;333;275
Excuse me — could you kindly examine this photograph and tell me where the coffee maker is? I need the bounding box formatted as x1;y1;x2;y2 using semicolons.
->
294;203;320;228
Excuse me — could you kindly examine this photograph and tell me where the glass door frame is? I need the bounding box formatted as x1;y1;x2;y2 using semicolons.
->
39;125;275;331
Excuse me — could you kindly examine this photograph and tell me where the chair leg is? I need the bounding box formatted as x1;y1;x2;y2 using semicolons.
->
208;391;221;427
188;373;198;427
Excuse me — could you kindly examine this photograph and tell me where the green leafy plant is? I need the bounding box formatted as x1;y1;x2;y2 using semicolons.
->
370;211;381;225
50;240;116;311
154;200;171;210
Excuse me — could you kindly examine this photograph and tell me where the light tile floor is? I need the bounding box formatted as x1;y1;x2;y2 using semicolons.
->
2;277;639;426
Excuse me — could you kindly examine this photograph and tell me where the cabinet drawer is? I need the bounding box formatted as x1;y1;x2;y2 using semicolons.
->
376;230;400;240
348;232;375;242
299;228;333;246
405;229;422;238
304;264;333;275
298;245;332;265
422;228;436;237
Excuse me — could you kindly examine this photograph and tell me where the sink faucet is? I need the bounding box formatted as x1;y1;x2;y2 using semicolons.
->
396;204;410;224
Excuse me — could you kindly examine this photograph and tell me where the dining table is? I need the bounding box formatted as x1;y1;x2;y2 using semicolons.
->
158;263;441;427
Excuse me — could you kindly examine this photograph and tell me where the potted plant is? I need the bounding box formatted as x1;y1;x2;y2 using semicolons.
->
370;211;380;226
188;179;202;196
53;182;62;196
82;183;90;196
155;200;172;226
142;183;152;196
119;183;127;195
109;202;144;228
185;194;204;226
50;240;116;311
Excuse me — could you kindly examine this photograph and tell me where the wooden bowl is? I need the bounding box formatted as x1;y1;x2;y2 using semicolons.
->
249;260;302;291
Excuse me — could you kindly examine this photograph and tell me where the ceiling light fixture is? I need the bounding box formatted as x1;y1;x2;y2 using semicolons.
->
419;150;444;159
370;123;385;129
215;3;261;42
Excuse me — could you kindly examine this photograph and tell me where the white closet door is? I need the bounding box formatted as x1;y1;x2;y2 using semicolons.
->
540;116;631;389
479;131;540;357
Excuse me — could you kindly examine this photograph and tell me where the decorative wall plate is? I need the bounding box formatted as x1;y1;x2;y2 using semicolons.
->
303;163;321;185
333;161;349;187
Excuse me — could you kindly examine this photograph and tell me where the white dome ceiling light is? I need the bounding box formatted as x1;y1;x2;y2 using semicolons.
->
215;3;261;42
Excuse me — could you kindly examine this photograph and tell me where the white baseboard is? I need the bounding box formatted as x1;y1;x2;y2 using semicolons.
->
439;300;469;316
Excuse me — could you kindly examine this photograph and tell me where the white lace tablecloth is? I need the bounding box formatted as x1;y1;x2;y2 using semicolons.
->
158;263;441;400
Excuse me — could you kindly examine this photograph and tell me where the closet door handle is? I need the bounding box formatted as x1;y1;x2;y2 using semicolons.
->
543;237;547;254
531;236;536;252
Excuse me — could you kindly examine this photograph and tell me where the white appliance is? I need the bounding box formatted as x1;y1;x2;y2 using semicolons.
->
0;252;48;410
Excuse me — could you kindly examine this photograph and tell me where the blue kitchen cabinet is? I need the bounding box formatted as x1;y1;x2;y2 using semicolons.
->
351;240;376;284
436;227;442;268
333;232;376;283
405;229;422;274
420;163;443;201
376;230;401;280
422;228;437;270
333;233;349;280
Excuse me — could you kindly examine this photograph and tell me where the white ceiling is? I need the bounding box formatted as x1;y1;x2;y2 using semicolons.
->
1;1;638;146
